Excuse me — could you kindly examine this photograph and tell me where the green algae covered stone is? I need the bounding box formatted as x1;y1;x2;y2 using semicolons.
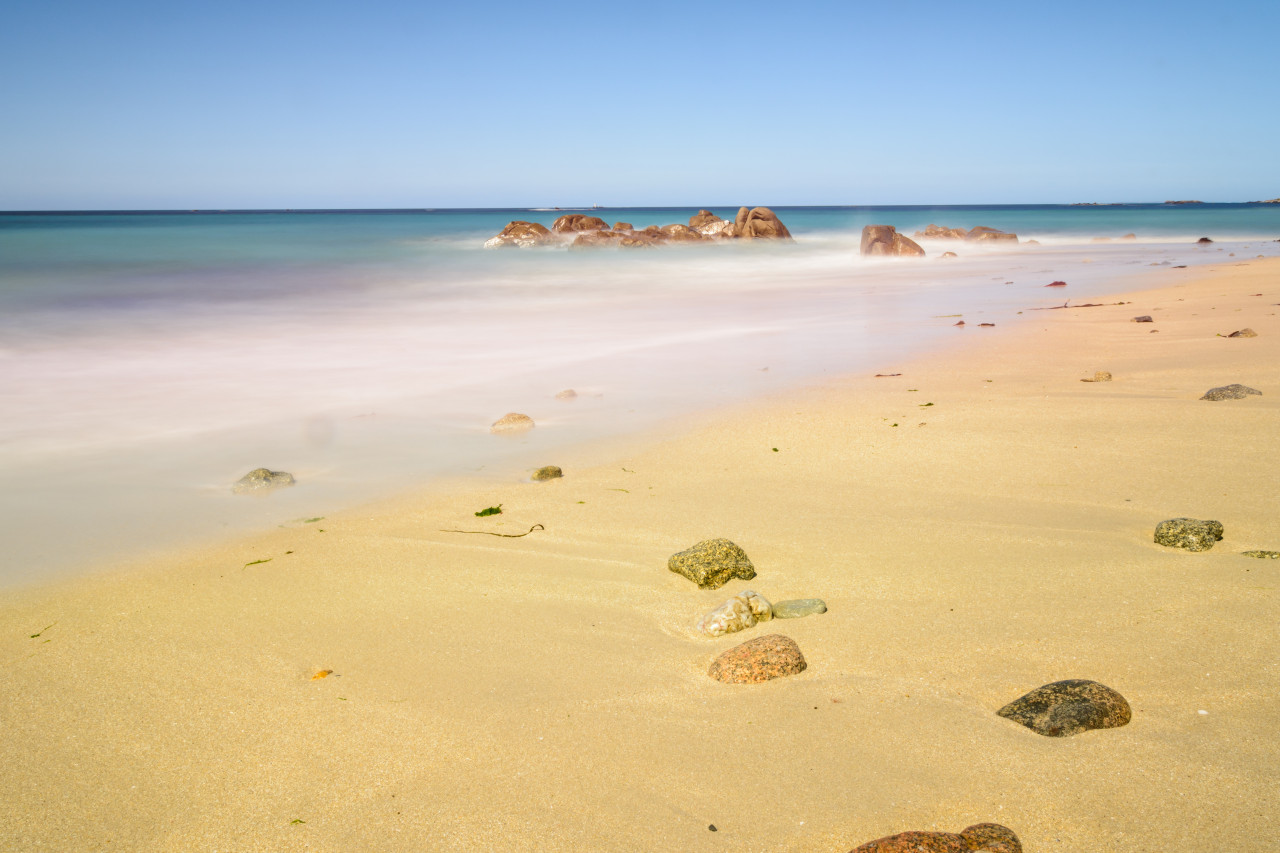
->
531;465;563;481
772;599;828;619
1154;518;1223;552
667;538;756;589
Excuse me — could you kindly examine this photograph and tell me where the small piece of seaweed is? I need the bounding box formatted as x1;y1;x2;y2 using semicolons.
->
440;524;545;538
244;558;272;568
29;622;56;639
920;402;935;407
474;505;503;517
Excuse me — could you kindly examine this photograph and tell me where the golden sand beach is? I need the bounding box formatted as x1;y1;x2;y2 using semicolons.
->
2;259;1277;852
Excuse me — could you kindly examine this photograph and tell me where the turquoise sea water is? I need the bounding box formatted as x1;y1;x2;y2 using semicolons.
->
2;205;1278;584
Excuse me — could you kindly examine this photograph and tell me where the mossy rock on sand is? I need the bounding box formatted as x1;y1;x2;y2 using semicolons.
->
531;465;562;481
1242;550;1280;559
997;679;1131;737
232;468;295;495
668;538;756;589
1200;383;1262;401
772;598;827;619
850;823;1022;853
1154;518;1223;551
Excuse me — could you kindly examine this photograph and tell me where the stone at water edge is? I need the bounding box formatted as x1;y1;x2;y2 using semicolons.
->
1200;384;1262;400
232;468;295;495
531;466;562;481
697;590;772;637
997;679;1131;737
1080;371;1113;382
490;412;535;433
771;598;827;619
667;538;756;589
850;823;1022;853
860;225;926;258
1154;518;1223;551
483;221;555;249
551;213;608;233
708;634;806;684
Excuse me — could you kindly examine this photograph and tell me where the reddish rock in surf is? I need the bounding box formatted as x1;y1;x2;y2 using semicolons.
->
689;209;722;230
660;223;705;242
965;225;1019;243
913;224;968;240
861;225;926;257
552;214;608;233
483;221;556;249
729;206;793;240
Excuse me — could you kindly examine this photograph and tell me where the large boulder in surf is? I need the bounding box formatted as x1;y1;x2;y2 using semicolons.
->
552;214;608;233
861;225;926;257
660;223;706;242
689;209;722;230
965;225;1019;243
569;230;623;250
484;221;556;249
913;224;969;240
728;206;793;239
619;230;669;248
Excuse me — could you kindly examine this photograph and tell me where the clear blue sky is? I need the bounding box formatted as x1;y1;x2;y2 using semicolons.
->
2;0;1276;209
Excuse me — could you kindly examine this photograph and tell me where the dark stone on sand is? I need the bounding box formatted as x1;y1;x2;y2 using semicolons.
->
850;823;1022;853
997;679;1131;737
772;599;828;619
232;468;295;495
1227;328;1258;338
708;634;806;684
1197;237;1213;243
1243;550;1280;559
1200;383;1262;401
668;538;756;589
1154;518;1223;551
531;466;562;481
1132;315;1153;322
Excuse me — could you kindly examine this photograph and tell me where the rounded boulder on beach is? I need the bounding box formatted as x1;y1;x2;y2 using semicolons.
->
708;634;806;684
850;823;1022;853
997;679;1131;737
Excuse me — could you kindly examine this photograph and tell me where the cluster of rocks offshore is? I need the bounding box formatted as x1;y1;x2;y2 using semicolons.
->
484;207;792;250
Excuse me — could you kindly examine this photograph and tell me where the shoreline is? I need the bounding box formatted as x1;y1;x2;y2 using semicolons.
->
2;258;1278;851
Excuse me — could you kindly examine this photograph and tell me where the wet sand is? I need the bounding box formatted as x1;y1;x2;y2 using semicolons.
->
2;258;1277;852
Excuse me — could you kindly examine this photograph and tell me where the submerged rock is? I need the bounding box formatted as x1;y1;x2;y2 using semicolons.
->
555;389;577;399
483;221;555;249
1200;383;1262;401
997;679;1131;737
232;468;295;495
697;590;772;637
850;823;1022;853
490;412;535;433
668;538;756;589
531;465;563;481
912;224;968;240
1154;517;1223;551
708;634;806;684
965;225;1018;243
772;598;827;619
860;225;926;257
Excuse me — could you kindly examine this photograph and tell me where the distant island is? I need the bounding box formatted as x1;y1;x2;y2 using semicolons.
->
1164;200;1204;204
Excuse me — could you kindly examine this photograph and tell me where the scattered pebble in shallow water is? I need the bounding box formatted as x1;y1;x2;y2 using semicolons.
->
555;389;577;399
232;468;295;495
490;412;534;433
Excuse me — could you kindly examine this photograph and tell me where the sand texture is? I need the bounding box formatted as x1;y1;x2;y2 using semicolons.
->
2;260;1278;851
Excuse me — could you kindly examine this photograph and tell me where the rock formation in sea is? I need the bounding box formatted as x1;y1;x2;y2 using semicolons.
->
485;208;792;249
860;225;926;257
483;221;556;249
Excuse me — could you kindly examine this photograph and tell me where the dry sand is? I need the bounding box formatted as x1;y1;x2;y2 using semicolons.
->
2;259;1278;852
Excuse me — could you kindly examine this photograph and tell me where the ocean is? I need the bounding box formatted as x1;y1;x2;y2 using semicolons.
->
2;204;1278;585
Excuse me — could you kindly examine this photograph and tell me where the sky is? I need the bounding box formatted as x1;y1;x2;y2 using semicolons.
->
2;0;1277;209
